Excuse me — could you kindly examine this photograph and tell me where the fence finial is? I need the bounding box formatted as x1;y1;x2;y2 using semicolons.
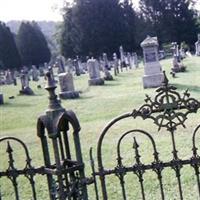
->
162;71;169;87
45;68;63;111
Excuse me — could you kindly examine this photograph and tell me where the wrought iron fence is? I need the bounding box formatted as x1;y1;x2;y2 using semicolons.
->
89;71;200;200
1;71;200;200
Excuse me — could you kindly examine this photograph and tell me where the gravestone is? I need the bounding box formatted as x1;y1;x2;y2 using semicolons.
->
87;58;104;85
0;93;4;105
127;52;132;69
66;58;74;73
113;53;119;76
195;34;200;56
171;42;186;73
58;72;79;99
39;66;45;76
102;53;113;80
57;56;66;74
119;45;127;71
32;66;39;81
141;36;164;88
19;70;34;95
133;52;139;68
73;58;81;76
5;69;13;84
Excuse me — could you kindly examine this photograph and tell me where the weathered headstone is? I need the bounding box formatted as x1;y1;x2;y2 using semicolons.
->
102;53;113;80
195;34;200;56
87;58;104;85
141;36;164;88
171;42;186;73
66;58;74;73
58;72;79;99
39;66;45;76
5;69;13;84
19;70;34;95
119;46;127;71
57;56;66;74
113;53;119;76
32;65;39;81
127;52;132;69
132;52;139;68
0;93;4;105
73;58;81;76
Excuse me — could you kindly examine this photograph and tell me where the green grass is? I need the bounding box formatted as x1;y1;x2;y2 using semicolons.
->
1;57;200;199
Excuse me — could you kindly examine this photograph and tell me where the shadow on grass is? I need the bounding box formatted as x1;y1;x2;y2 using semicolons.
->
173;83;200;93
60;95;94;102
1;102;32;108
103;81;121;86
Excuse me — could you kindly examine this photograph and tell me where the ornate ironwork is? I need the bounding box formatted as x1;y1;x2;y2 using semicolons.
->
1;70;200;200
132;71;200;132
0;137;44;200
91;71;200;200
36;70;88;200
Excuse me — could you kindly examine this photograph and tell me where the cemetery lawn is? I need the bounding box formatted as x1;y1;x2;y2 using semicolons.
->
1;56;200;199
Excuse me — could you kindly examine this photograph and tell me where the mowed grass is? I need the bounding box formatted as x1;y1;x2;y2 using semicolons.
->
1;57;200;199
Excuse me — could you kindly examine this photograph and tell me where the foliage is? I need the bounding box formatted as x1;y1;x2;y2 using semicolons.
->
0;22;21;69
16;22;51;67
61;0;137;58
139;0;199;47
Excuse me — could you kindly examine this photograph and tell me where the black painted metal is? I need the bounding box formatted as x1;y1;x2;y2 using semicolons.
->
1;71;200;199
91;71;200;199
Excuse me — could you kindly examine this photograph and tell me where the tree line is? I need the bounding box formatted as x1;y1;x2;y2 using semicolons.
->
0;0;200;69
60;0;200;58
0;21;51;70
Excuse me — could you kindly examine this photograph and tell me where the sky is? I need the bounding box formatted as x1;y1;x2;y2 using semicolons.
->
0;0;199;22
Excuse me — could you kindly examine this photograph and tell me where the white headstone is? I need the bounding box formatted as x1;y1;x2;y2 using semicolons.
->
87;58;104;85
141;36;164;88
58;72;79;99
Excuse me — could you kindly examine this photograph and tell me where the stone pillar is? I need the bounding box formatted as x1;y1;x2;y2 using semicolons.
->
119;45;127;71
102;53;113;80
58;72;79;99
141;36;164;88
0;93;4;105
87;58;104;86
127;52;132;69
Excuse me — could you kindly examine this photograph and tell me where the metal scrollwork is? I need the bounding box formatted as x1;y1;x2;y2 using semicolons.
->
132;71;200;131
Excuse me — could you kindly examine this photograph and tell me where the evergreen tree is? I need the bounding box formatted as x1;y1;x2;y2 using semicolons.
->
61;0;128;58
0;22;21;69
17;22;51;66
139;0;199;46
121;0;137;51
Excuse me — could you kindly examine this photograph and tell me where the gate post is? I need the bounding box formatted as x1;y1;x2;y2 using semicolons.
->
37;70;88;200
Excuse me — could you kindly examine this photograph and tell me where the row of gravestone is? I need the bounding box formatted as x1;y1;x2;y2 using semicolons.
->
1;34;198;105
0;49;139;104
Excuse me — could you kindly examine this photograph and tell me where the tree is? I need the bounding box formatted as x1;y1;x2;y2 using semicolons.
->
61;0;130;58
139;0;199;46
121;0;137;52
0;22;21;69
17;22;51;66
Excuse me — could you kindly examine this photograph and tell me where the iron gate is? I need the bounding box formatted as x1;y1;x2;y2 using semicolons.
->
1;71;200;200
